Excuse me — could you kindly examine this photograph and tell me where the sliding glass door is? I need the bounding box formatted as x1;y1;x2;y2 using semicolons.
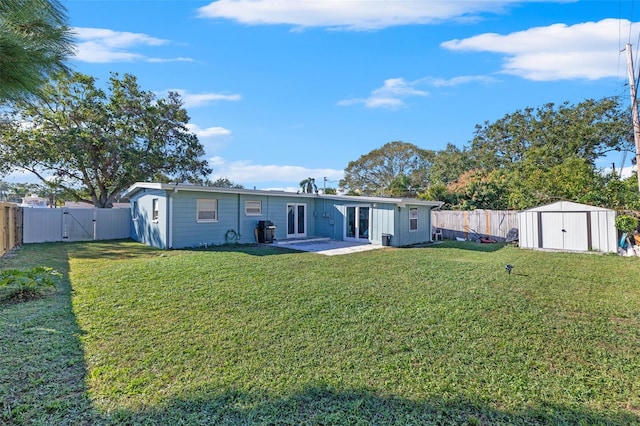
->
345;206;370;242
287;203;306;238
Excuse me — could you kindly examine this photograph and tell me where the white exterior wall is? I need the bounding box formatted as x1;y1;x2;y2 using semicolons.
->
518;202;617;253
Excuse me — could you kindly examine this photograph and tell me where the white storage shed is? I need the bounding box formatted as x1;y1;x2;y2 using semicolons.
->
518;201;617;253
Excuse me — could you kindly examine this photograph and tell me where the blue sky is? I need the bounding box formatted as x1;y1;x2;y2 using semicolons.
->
9;0;640;190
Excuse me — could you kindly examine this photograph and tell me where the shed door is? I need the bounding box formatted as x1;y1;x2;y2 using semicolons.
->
540;212;588;251
541;212;564;250
563;212;588;251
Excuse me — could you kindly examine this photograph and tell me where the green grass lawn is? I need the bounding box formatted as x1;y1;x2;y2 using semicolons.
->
1;240;640;425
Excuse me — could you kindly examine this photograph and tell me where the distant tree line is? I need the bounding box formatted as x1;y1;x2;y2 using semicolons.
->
340;98;640;213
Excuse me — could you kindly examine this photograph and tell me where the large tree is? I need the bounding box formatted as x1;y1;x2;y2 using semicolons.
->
0;72;212;207
340;141;435;196
427;143;472;185
207;177;244;189
423;98;638;210
469;99;632;172
0;0;73;100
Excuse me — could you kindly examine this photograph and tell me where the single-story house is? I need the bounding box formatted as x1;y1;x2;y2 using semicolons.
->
518;201;617;253
122;182;444;249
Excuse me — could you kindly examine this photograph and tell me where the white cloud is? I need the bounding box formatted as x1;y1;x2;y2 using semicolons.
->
619;165;636;179
197;0;549;31
442;18;637;81
338;74;495;109
338;77;428;109
159;89;242;108
186;124;233;155
72;27;194;63
186;124;232;139
207;156;344;189
426;75;499;87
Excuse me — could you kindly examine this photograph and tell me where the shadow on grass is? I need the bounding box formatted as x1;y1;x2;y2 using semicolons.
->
182;243;313;257
62;239;165;260
103;384;639;426
63;239;306;258
409;240;509;253
0;244;101;425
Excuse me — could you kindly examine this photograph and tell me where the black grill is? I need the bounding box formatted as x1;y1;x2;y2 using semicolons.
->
256;220;276;243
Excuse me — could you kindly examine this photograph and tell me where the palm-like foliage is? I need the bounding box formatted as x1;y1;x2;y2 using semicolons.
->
300;177;318;194
0;0;73;100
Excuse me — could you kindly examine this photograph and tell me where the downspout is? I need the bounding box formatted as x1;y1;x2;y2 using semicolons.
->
237;194;241;242
168;187;176;249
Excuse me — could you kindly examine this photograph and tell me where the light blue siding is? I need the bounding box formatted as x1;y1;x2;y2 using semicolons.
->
167;193;323;248
371;205;395;245
130;189;168;249
170;192;239;248
394;205;433;246
127;184;438;249
311;198;341;240
266;196;316;241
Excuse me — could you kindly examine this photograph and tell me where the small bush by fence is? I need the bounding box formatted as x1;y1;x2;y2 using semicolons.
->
433;209;519;242
1;202;23;257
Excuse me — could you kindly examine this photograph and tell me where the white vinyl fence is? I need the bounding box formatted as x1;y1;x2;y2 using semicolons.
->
23;207;131;243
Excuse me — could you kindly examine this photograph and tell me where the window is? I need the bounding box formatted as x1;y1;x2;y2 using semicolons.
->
132;201;138;220
197;199;218;222
152;198;159;221
245;200;262;216
409;207;418;231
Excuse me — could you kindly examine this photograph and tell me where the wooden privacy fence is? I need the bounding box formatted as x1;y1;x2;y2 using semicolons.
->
1;202;23;257
432;210;519;242
23;207;131;243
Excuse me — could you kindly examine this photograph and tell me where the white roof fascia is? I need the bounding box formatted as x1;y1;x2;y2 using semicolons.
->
121;182;443;207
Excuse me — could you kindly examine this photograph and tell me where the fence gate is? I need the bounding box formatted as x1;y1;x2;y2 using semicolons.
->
63;208;96;241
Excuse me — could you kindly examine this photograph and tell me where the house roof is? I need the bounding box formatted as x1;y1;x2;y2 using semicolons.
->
122;182;444;208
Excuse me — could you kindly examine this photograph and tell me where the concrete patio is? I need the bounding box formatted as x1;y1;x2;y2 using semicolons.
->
273;238;386;256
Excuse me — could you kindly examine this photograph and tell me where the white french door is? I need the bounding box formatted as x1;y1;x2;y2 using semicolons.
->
287;203;306;238
345;206;370;242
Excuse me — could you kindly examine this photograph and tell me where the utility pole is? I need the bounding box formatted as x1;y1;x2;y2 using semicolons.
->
625;43;640;192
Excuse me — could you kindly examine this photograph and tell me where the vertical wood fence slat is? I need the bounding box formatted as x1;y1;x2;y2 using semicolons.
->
1;202;23;257
433;210;519;242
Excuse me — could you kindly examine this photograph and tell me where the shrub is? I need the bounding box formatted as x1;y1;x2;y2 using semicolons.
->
615;214;639;234
0;266;60;303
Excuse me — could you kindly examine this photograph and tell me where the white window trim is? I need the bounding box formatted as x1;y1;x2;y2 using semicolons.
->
132;201;139;220
197;199;218;223
409;207;418;232
245;200;262;216
152;198;159;222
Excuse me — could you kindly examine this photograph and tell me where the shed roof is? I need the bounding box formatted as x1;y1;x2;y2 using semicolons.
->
523;201;614;213
122;182;444;208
